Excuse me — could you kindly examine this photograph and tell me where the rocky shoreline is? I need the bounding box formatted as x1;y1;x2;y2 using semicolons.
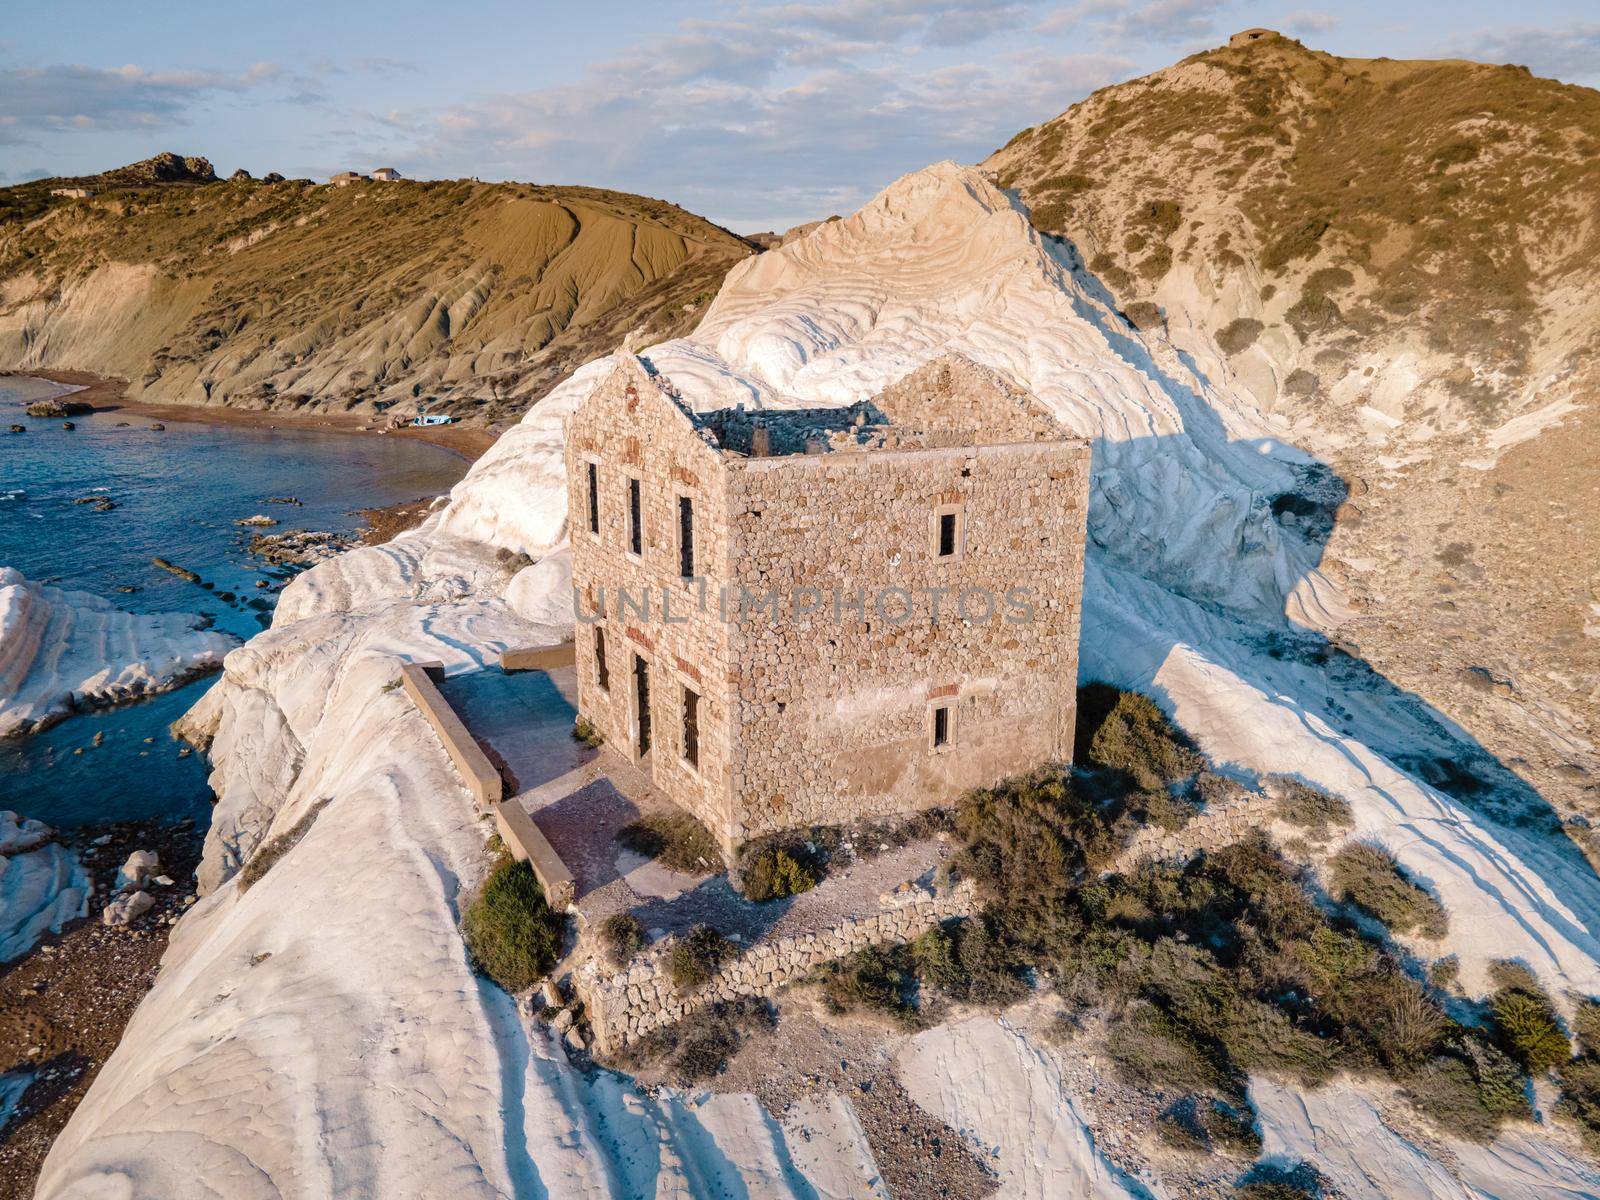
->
0;818;203;1195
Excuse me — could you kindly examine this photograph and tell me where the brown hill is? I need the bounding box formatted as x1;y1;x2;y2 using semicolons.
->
0;161;754;426
990;33;1600;824
988;29;1600;426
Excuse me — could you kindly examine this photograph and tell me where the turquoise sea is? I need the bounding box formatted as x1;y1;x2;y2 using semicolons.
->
0;376;466;827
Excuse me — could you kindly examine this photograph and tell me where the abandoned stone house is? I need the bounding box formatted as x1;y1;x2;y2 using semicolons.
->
563;353;1091;855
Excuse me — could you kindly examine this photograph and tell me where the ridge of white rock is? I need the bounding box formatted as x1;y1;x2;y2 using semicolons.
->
0;566;236;737
0;810;89;961
40;162;1600;1196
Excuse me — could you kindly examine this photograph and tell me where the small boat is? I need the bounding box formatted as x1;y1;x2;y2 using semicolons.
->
410;413;455;427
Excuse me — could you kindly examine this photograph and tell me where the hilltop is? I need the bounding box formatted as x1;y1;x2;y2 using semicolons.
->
989;30;1599;828
988;28;1600;427
0;156;755;427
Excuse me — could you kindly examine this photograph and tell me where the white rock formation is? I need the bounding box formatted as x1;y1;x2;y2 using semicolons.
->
0;567;236;736
0;811;89;961
38;162;1600;1195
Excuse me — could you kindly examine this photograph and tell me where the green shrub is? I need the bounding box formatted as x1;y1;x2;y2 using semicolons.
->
1076;683;1203;792
599;911;645;967
572;717;603;747
1401;1036;1530;1142
1328;843;1449;939
816;946;922;1027
462;859;564;991
741;846;817;902
1273;780;1350;838
1155;1105;1210;1154
1492;984;1570;1074
911;918;1027;1006
666;924;733;990
1574;997;1600;1057
240;798;331;890
618;810;723;873
1106;1003;1239;1097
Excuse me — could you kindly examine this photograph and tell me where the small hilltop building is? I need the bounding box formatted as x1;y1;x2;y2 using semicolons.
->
564;353;1090;855
371;167;403;181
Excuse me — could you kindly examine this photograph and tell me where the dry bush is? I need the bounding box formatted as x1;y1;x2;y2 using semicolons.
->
665;925;734;990
599;911;645;967
1272;777;1352;838
1328;843;1449;939
618;810;723;873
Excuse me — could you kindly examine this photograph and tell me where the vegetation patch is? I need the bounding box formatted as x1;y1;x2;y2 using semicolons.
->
239;798;332;891
1328;843;1449;939
462;858;564;991
1272;777;1352;838
1487;961;1569;1074
740;845;818;902
617;810;723;874
1123;301;1164;331
572;717;604;747
666;924;735;990
1216;317;1264;355
616;997;775;1083
598;911;646;967
942;684;1534;1144
814;945;924;1028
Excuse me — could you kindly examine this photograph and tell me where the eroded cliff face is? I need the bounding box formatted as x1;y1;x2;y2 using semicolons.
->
988;31;1600;826
0;170;753;427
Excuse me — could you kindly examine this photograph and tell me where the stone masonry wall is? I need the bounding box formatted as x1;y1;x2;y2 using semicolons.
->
565;353;1092;853
1111;792;1282;874
580;879;977;1055
565;359;738;847
724;439;1090;840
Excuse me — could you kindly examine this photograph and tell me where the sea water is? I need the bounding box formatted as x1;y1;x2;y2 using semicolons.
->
0;376;467;827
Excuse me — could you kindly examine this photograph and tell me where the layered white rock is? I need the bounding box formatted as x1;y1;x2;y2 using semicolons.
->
41;162;1600;1195
0;811;89;961
0;567;236;737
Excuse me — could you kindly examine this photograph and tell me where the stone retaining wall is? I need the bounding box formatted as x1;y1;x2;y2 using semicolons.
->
1111;793;1280;873
393;657;579;910
399;661;501;809
580;879;977;1055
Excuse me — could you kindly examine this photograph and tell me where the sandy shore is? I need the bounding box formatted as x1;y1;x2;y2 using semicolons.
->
13;369;498;464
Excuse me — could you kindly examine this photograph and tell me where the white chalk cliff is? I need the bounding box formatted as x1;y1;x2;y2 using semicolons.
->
37;164;1600;1196
0;811;89;962
0;567;236;737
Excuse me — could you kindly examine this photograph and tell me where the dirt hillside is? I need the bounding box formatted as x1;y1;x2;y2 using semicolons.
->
989;31;1599;827
0;155;754;427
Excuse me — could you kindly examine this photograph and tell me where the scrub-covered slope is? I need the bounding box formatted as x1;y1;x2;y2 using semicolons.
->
39;163;1600;1195
0;156;753;427
987;28;1599;833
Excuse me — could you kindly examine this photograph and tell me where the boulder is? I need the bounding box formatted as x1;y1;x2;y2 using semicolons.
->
103;890;155;926
25;398;92;418
115;849;160;893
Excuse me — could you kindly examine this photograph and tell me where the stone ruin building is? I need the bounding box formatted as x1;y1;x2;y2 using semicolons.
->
563;352;1091;856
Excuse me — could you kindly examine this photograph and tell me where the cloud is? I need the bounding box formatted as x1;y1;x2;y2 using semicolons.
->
1447;23;1600;84
0;61;286;135
1283;10;1337;36
395;12;1133;229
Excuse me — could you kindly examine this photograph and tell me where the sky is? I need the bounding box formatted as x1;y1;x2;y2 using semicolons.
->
3;0;1597;231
